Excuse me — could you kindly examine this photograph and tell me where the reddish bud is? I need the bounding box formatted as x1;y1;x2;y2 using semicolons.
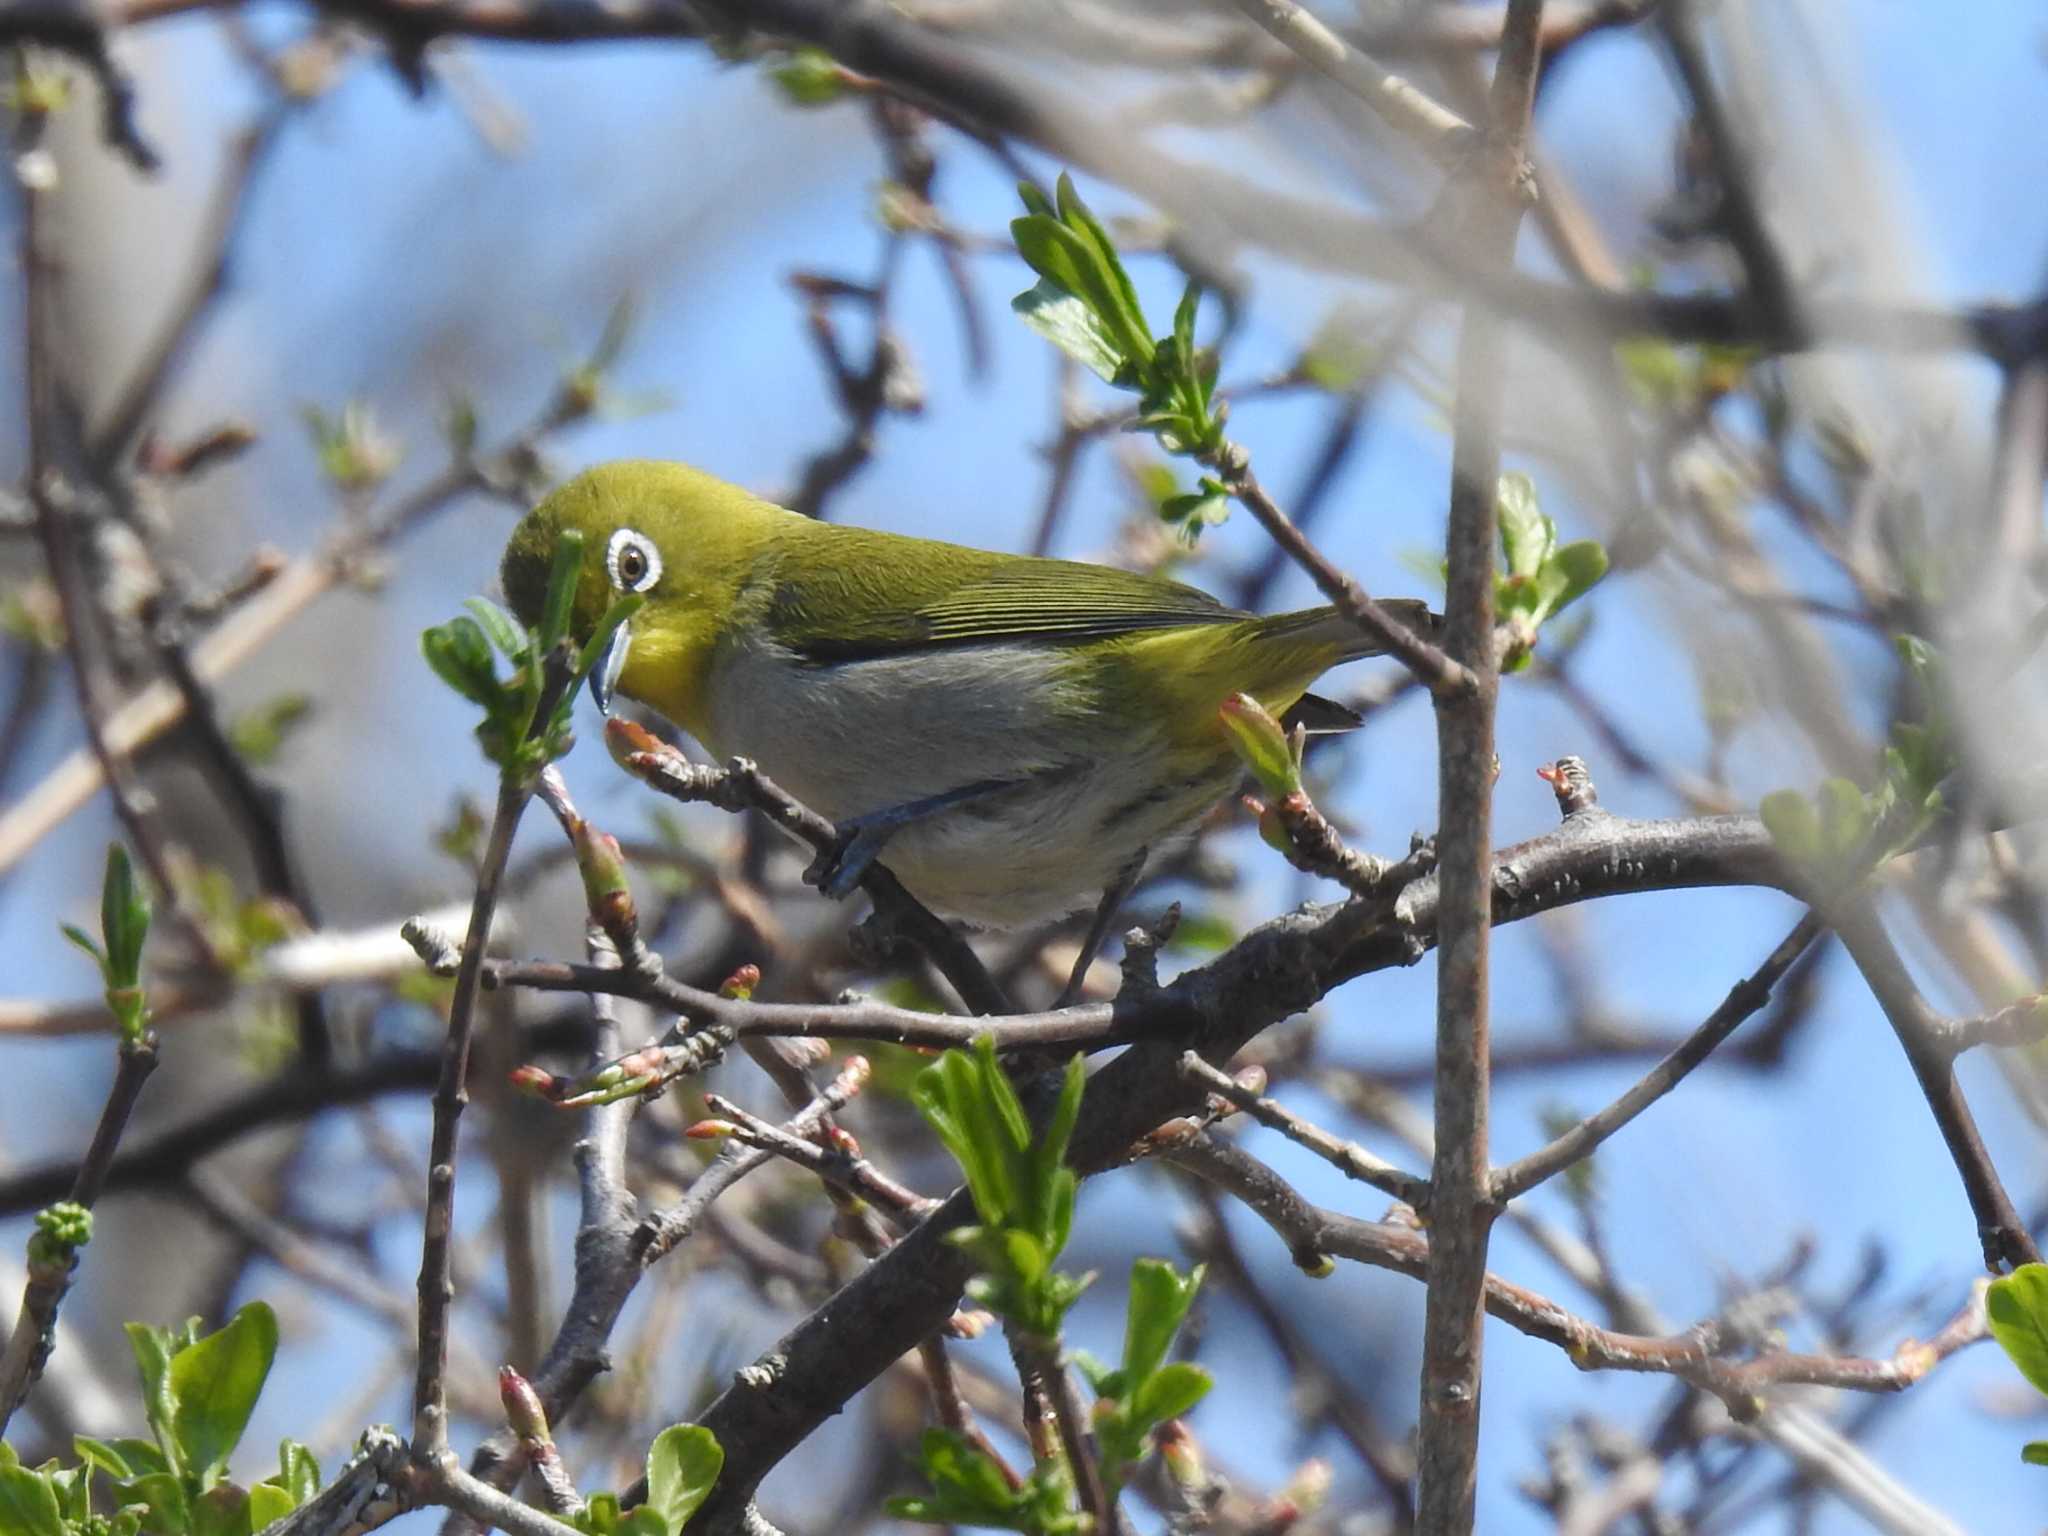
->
685;1119;738;1140
944;1308;994;1339
571;819;636;932
1156;1420;1204;1485
719;963;762;1001
604;716;674;775
509;1065;563;1100
498;1366;551;1445
825;1125;861;1156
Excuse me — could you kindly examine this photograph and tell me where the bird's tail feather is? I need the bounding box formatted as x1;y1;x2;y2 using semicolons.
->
1254;599;1439;660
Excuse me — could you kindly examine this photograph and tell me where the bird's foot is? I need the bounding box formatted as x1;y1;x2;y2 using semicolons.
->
804;777;1019;899
806;824;895;899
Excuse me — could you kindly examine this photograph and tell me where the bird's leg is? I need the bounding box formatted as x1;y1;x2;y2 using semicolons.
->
809;777;1019;898
1056;849;1148;1007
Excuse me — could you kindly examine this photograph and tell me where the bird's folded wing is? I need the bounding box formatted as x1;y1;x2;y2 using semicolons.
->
773;547;1249;663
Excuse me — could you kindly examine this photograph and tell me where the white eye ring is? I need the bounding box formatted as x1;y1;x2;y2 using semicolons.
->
606;528;662;593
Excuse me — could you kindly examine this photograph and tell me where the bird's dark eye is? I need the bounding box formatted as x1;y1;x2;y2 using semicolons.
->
606;528;662;593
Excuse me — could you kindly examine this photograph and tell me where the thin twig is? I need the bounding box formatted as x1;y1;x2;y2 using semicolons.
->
1228;0;1475;161
0;1032;158;1434
1179;1051;1426;1205
1493;911;1824;1201
1828;894;2039;1271
1174;1133;1991;1415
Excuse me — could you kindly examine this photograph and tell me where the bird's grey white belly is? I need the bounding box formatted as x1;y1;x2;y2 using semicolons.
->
700;638;1231;926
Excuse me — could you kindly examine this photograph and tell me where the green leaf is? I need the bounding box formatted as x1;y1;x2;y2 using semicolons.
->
1816;778;1870;860
1052;174;1152;367
2024;1440;2048;1467
1016;180;1054;220
127;1323;185;1478
537;528;587;656
642;1425;722;1535
1130;1360;1212;1426
1495;472;1550;579
123;1472;188;1536
1989;1264;2048;1397
270;1440;320;1506
1011;280;1124;384
1172;282;1199;367
100;844;150;988
74;1437;134;1480
1759;789;1820;866
463;597;529;660
900;1428;1018;1523
1541;540;1609;615
0;1466;64;1536
1218;694;1301;799
1010;214;1149;372
59;923;105;971
165;1301;279;1489
246;1483;295;1531
1121;1259;1203;1383
421;617;502;707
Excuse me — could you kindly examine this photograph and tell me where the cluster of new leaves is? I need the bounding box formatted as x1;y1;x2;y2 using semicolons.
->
1071;1261;1210;1498
420;529;639;781
497;1368;724;1536
912;1039;1089;1341
571;1428;723;1536
57;846;151;1044
1010;176;1226;482
1493;473;1609;672
1987;1265;2048;1467
0;1303;319;1536
894;1039;1211;1532
1760;634;1955;882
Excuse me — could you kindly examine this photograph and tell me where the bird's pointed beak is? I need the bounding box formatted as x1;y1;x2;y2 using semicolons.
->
590;620;631;715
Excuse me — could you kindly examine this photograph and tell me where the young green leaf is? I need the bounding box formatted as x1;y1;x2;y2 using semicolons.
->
643;1425;722;1535
59;923;105;970
1495;472;1550;580
100;844;150;989
1012;280;1124;384
421;617;503;708
1759;789;1821;867
269;1440;321;1507
1218;694;1301;800
463;597;529;660
537;527;587;656
1129;1359;1212;1426
165;1301;279;1489
0;1465;64;1536
246;1483;295;1531
1989;1264;2048;1398
1121;1259;1204;1385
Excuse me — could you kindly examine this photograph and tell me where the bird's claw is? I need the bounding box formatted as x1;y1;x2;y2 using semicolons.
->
805;824;894;899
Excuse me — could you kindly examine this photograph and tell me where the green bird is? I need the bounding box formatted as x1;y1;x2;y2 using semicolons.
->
501;460;1430;934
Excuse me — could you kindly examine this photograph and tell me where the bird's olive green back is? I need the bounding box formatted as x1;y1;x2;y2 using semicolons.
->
501;460;1377;740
